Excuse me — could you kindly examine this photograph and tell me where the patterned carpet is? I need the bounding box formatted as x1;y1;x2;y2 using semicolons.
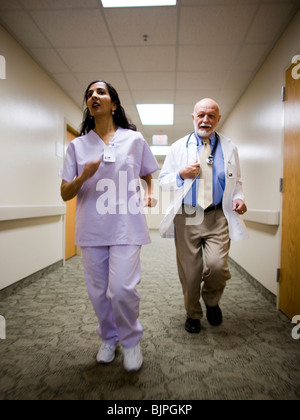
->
0;231;299;400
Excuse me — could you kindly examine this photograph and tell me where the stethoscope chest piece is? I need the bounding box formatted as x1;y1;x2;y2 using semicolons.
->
206;155;214;165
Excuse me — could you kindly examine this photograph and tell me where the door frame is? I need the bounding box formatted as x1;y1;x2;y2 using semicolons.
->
63;123;80;261
279;61;300;319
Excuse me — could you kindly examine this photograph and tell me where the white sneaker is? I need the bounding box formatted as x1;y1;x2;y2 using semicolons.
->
96;343;117;364
123;344;143;372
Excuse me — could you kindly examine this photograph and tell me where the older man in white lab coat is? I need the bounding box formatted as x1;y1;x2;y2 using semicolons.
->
159;99;248;334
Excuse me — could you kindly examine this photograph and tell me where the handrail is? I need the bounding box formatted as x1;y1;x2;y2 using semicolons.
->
0;205;66;222
243;209;280;226
0;205;280;226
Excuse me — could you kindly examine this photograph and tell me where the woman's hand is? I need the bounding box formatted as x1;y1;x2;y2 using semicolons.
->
81;158;102;183
140;174;157;208
61;157;102;202
143;193;158;208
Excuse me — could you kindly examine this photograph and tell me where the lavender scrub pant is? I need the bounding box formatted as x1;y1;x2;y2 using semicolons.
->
81;245;143;349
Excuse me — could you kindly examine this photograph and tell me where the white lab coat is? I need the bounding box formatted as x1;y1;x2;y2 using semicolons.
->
159;133;249;242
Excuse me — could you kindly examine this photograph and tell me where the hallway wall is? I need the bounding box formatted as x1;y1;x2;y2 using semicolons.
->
220;10;300;297
0;26;82;290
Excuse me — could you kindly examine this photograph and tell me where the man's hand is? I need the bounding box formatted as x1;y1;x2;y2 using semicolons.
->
233;199;247;215
179;161;201;180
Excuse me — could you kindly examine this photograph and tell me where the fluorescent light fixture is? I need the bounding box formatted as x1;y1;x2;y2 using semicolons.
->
137;104;174;125
150;146;171;156
101;0;176;7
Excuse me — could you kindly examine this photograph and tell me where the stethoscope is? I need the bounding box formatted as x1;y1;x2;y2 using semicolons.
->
186;132;219;165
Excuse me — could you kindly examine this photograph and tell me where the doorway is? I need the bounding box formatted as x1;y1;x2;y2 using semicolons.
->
64;125;79;260
279;64;300;319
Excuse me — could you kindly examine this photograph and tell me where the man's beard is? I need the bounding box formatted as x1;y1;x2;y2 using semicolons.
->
197;128;213;137
195;124;214;138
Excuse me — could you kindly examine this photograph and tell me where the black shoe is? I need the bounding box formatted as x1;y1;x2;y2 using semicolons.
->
185;318;201;334
206;305;222;326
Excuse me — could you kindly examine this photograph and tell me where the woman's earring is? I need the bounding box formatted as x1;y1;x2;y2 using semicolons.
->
112;111;115;115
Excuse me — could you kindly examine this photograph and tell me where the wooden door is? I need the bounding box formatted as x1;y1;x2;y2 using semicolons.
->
279;64;300;319
65;126;78;260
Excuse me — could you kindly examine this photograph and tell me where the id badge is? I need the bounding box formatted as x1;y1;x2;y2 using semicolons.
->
103;144;116;163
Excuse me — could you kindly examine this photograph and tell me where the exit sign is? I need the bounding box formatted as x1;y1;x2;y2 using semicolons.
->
152;135;168;145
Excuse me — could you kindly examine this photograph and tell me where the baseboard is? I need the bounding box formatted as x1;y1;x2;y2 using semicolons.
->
0;260;63;300
228;257;277;306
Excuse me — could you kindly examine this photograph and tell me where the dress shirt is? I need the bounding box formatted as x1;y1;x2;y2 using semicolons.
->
176;132;225;207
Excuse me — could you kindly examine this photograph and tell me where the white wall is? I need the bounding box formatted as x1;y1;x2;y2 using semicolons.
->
220;10;300;296
0;26;82;290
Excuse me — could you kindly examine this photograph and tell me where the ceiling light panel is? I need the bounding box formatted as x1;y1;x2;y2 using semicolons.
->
137;104;174;125
101;0;176;8
150;146;171;156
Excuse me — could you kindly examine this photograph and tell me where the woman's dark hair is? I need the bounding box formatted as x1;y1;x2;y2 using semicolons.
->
79;80;137;135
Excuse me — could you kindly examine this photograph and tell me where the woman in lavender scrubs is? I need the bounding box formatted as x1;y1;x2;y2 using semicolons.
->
60;81;158;372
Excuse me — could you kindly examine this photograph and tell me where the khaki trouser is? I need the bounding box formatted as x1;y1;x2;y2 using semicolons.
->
174;206;231;319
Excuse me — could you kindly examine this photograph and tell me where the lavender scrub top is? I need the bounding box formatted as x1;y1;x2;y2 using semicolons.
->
60;128;159;247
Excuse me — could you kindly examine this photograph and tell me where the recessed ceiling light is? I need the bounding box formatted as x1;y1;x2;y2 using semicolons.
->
137;104;174;125
150;146;171;156
101;0;176;8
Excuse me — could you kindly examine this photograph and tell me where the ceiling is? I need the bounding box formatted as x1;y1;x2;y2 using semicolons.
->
1;0;299;146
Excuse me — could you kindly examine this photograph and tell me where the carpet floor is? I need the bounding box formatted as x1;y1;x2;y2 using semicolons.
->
0;231;299;400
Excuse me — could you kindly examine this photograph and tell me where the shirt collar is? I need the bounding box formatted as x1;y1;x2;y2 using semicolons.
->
194;132;217;147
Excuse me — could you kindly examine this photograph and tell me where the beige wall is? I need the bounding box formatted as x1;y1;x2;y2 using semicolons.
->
220;10;300;297
0;26;82;290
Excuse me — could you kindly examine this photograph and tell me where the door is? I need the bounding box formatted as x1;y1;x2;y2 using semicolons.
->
65;126;78;260
279;64;300;319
